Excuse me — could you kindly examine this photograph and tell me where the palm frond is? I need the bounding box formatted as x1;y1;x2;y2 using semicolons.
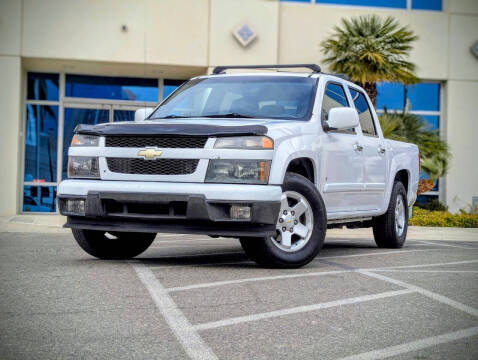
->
321;15;419;86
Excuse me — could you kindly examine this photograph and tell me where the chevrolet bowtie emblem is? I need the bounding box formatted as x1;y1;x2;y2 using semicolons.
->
138;148;162;160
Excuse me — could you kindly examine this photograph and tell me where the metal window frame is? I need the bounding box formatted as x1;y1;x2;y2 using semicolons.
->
20;72;163;214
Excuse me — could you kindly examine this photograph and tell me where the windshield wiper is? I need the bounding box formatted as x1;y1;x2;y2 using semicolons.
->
156;113;256;120
159;115;191;119
199;113;256;119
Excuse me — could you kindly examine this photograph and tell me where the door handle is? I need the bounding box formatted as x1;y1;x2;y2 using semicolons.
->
353;143;363;152
378;146;386;154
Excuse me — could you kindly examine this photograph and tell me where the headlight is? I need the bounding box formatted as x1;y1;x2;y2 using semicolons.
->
205;160;271;184
214;136;273;150
71;134;99;147
67;156;100;179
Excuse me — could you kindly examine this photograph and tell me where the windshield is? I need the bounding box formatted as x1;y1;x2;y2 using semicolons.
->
150;76;317;121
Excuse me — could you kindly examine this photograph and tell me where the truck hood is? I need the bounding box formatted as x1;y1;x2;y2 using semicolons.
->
74;118;310;138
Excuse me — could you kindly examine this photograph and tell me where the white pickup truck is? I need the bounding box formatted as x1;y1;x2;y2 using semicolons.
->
58;64;419;268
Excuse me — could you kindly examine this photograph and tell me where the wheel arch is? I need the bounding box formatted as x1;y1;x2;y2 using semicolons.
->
284;157;316;184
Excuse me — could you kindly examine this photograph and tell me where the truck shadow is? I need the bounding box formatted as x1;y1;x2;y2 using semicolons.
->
135;239;380;268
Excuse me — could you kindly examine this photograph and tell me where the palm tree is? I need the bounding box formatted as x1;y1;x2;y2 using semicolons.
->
379;111;451;194
321;15;418;106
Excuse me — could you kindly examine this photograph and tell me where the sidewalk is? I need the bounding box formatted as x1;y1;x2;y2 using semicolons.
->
1;214;477;241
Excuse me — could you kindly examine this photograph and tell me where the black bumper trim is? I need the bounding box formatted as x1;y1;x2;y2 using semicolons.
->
64;217;276;238
58;191;280;236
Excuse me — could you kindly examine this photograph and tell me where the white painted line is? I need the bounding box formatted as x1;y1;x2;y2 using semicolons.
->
149;243;239;249
415;240;476;250
150;260;254;270
373;259;478;270
133;262;218;360
145;251;244;261
193;289;413;331
314;248;434;261
359;270;478;317
165;251;460;293
158;238;230;244
373;269;478;274
168;269;354;292
336;326;478;360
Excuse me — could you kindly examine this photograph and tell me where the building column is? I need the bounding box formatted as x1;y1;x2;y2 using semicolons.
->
445;80;478;213
0;56;22;216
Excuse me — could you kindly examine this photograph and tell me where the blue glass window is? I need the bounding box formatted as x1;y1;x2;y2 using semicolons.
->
376;83;405;111
66;75;158;102
23;185;56;213
406;83;439;111
412;0;441;10
62;108;109;179
377;82;440;112
27;73;59;101
163;80;185;100
419;115;439;131
24;105;58;182
315;0;406;8
113;110;135;122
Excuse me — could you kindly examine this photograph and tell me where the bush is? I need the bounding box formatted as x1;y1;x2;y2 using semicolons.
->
409;207;478;228
417;199;448;212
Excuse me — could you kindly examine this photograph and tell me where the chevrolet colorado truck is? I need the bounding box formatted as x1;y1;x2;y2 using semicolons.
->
58;64;419;268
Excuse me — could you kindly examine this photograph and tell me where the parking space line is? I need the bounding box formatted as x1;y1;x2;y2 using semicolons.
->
373;269;478;274
165;250;448;292
167;269;354;292
150;260;254;270
415;240;477;250
373;259;478;270
145;251;244;262
336;326;478;360
359;270;478;317
314;248;433;261
133;262;218;360
193;289;413;331
149;243;240;249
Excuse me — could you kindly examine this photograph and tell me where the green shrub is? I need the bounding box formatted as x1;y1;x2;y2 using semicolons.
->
409;207;478;228
417;199;448;212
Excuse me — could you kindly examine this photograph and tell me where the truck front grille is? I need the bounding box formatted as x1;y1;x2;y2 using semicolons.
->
106;158;199;175
105;136;208;148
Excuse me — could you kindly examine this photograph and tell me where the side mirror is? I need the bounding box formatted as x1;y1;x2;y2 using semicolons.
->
324;107;359;131
134;108;154;122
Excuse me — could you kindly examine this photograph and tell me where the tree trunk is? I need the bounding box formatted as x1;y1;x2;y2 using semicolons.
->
363;82;377;108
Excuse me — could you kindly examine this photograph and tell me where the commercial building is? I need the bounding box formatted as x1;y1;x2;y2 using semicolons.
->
0;0;477;215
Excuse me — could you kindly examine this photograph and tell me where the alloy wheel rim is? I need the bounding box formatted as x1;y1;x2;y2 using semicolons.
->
271;191;313;252
395;195;406;237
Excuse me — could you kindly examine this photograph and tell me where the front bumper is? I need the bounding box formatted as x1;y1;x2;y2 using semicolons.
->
58;180;282;237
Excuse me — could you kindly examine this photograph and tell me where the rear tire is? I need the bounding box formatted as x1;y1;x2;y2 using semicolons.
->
240;173;327;268
372;181;408;248
72;229;156;259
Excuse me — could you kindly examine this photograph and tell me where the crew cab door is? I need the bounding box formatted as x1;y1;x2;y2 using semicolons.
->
348;87;388;210
319;82;365;214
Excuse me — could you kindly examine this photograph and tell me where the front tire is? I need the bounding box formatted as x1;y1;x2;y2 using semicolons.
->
240;173;327;268
372;181;408;248
72;229;156;259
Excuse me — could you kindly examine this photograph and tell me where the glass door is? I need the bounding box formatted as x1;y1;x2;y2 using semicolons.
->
112;104;146;122
62;103;110;180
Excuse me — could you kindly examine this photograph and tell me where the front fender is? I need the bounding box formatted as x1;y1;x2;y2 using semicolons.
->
268;134;320;185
